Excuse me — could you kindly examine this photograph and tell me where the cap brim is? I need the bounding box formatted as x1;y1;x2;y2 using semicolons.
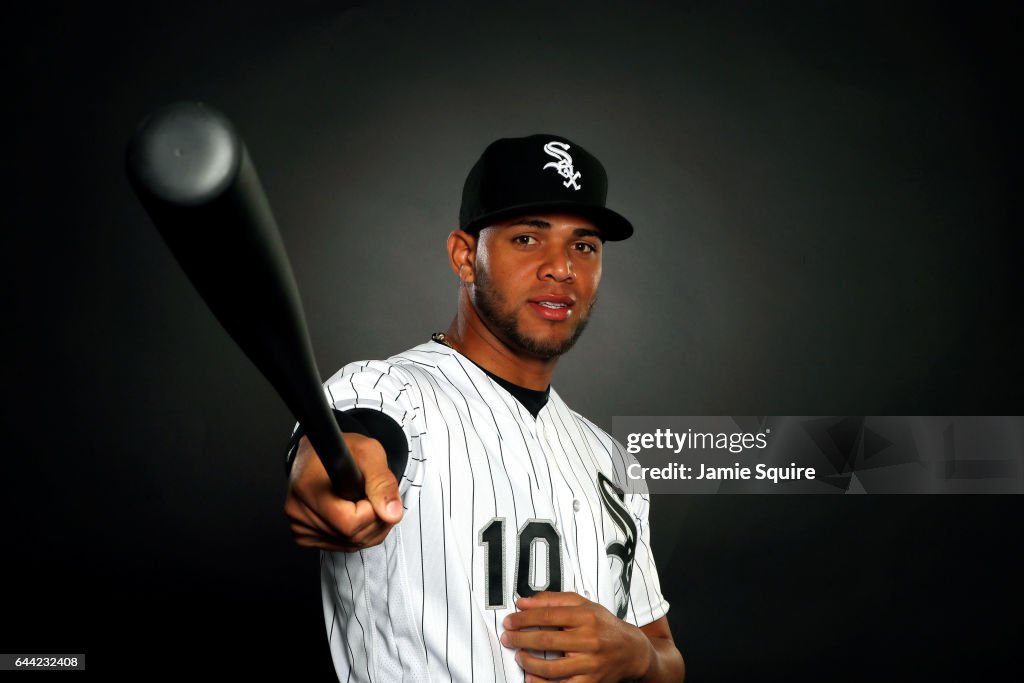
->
464;201;634;241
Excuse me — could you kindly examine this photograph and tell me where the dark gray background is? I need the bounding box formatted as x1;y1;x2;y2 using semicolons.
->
6;1;1021;680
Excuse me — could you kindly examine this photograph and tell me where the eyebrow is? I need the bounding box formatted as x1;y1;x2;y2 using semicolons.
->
507;219;603;240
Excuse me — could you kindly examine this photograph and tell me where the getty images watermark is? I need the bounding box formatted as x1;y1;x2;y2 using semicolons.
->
610;417;1024;494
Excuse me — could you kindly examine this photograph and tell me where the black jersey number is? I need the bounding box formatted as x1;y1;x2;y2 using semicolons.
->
479;518;562;609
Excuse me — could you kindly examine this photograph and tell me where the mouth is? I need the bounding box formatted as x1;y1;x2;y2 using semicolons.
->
528;295;575;321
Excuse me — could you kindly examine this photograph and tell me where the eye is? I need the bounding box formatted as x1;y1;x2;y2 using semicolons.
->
574;241;599;254
513;234;538;246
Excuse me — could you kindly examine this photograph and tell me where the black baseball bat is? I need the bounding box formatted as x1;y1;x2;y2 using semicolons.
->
125;101;363;501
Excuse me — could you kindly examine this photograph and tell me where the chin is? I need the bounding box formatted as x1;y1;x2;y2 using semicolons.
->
517;328;581;360
521;322;572;343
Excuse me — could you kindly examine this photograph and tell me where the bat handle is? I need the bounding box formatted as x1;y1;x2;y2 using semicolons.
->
291;381;366;502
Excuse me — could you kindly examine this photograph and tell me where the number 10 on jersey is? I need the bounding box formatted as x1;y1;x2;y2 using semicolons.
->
479;518;562;609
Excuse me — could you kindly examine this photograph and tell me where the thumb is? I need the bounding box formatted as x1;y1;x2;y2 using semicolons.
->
364;461;404;524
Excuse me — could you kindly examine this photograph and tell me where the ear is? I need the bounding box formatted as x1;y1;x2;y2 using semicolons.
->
447;229;477;283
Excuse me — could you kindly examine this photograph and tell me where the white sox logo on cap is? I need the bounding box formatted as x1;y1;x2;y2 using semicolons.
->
542;140;582;191
460;133;634;240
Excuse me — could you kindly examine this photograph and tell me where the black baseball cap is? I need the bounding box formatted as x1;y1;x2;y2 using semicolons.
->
459;134;634;241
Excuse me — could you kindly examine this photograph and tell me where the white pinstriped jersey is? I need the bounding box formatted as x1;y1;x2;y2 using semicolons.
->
317;341;669;683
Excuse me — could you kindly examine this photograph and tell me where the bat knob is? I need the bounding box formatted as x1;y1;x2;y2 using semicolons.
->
126;102;241;206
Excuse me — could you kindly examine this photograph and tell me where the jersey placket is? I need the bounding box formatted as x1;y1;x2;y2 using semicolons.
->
533;407;594;601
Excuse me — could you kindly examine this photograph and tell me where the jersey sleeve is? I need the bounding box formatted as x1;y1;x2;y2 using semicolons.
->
623;489;671;628
287;359;427;504
606;434;671;628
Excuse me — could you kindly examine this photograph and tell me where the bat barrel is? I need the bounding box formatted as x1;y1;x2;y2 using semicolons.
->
125;102;241;207
126;102;363;501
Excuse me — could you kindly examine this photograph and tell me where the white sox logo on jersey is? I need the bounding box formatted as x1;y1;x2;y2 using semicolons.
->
597;472;637;619
542;140;582;190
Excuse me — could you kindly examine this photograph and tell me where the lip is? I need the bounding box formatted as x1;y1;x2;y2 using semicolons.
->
527;294;576;321
528;294;575;305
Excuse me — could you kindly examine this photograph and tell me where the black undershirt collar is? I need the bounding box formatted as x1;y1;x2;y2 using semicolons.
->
431;339;550;418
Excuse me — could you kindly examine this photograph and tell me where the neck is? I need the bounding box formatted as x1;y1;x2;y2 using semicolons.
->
442;306;558;392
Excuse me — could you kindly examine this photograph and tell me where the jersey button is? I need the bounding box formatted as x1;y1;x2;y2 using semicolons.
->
572;499;581;512
584;590;591;599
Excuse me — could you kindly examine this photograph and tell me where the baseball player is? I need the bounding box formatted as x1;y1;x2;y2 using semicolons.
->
284;134;684;682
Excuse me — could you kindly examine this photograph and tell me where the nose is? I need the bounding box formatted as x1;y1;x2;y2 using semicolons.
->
538;244;575;282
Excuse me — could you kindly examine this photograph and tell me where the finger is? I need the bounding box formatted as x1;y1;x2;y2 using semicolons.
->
288;519;334;540
291;523;391;552
524;675;567;683
516;650;592;680
285;499;341;543
523;675;575;683
523;675;582;683
302;508;391;547
289;514;392;549
516;591;587;609
505;606;589;630
344;432;403;525
363;462;404;525
347;520;394;547
318;497;385;538
306;505;395;548
288;491;362;537
288;517;356;547
293;535;363;552
287;517;365;545
288;494;384;546
501;627;594;653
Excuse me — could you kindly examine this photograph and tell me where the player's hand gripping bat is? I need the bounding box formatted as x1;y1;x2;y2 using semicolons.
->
125;101;363;501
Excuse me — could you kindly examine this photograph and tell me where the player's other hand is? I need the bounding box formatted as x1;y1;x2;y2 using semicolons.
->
500;592;652;683
284;433;403;552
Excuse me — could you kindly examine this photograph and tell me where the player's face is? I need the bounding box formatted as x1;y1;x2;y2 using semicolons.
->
472;213;602;361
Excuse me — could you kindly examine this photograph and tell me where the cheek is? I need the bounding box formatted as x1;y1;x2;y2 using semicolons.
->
583;264;602;297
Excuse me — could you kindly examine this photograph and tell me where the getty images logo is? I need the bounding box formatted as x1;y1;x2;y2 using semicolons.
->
542;141;581;190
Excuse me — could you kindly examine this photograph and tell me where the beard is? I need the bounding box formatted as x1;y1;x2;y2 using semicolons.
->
471;263;594;361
